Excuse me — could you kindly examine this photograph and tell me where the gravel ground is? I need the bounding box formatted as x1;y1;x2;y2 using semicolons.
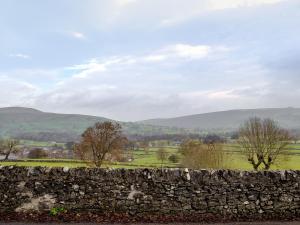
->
1;222;300;225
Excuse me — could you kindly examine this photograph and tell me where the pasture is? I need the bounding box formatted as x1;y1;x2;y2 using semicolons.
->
1;143;300;170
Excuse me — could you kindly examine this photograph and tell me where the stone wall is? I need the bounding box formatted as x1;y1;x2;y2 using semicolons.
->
0;166;299;218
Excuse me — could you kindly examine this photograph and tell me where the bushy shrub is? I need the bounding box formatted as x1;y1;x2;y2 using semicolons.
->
28;148;48;159
168;154;179;163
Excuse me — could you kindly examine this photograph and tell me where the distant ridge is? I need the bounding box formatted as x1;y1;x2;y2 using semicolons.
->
1;107;300;142
0;107;43;114
0;107;110;141
0;107;183;141
140;107;300;130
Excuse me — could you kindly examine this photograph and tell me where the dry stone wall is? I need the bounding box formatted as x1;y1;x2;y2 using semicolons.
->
0;166;299;218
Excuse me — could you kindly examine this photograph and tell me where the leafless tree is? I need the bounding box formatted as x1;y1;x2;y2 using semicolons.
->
290;130;300;144
292;136;298;144
140;141;150;155
180;139;224;169
0;139;20;160
74;121;127;167
238;117;291;170
156;147;169;168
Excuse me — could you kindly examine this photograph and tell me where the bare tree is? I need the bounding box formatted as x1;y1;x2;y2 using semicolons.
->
292;136;298;144
238;117;291;170
206;143;224;169
290;130;300;144
156;147;169;168
0;139;20;160
74;122;127;167
140;141;150;155
180;139;224;169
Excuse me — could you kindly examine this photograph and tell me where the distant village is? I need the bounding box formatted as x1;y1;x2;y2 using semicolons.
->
0;142;74;160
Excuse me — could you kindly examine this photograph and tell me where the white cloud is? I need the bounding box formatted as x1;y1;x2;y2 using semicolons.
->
66;58;108;78
2;56;298;121
27;48;267;121
0;76;38;107
158;0;286;27
69;31;86;40
143;54;167;62
116;0;138;7
63;43;228;82
9;53;31;59
0;69;61;85
178;89;240;102
164;44;211;59
62;0;287;32
207;0;285;11
178;85;270;102
81;0;285;29
144;44;212;62
208;90;240;99
31;84;273;121
143;44;229;63
66;57;135;78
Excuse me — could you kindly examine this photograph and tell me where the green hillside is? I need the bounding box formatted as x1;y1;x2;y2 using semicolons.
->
140;107;300;131
0;107;187;141
2;107;300;142
0;107;107;140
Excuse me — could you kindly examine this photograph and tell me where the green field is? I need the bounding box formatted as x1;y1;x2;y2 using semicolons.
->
1;144;300;170
223;151;300;170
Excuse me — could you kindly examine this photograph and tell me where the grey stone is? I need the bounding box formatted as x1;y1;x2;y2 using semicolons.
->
0;167;298;217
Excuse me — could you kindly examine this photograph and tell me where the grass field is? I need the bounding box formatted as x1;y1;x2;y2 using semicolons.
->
1;144;300;170
223;144;300;170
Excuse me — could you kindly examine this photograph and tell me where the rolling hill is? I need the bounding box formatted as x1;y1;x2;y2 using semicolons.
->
0;107;109;141
140;107;300;131
0;107;186;141
1;107;300;142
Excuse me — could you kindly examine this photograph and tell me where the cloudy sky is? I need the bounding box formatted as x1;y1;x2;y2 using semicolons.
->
0;0;299;121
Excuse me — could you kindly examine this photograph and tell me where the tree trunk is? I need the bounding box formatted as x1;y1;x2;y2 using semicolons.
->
95;160;102;168
262;157;272;170
249;158;261;171
264;164;271;170
262;160;271;170
4;152;10;161
253;163;260;171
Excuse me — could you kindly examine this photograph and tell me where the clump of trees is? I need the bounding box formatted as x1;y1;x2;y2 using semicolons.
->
0;139;20;160
65;142;75;150
128;133;204;143
168;154;180;163
180;139;224;169
203;134;225;144
28;148;48;159
16;132;76;143
238;117;291;170
74;121;127;167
